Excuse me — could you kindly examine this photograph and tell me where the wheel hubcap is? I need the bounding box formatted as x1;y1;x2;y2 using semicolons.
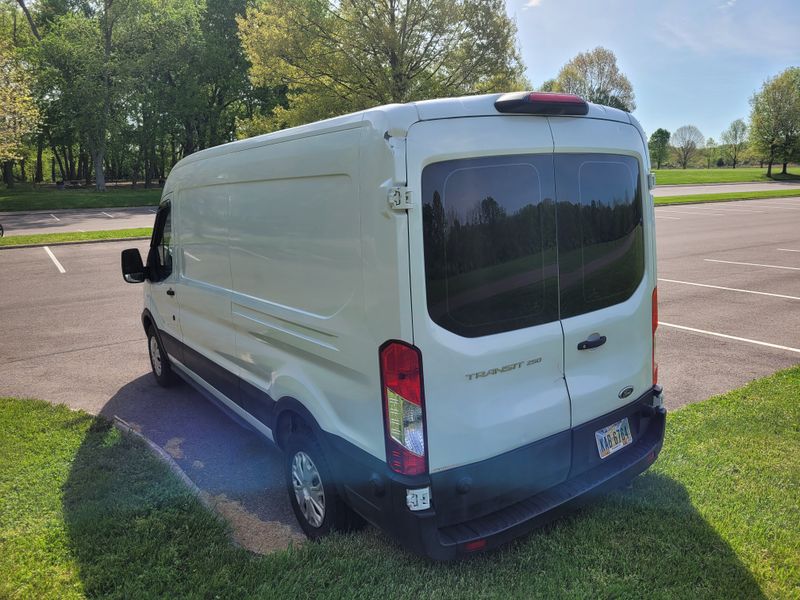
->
291;451;325;528
149;336;162;377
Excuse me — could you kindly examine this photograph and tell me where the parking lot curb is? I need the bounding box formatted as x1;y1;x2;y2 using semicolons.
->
0;236;150;250
112;416;209;504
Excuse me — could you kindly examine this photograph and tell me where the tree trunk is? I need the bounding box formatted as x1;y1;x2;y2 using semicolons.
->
52;145;66;181
65;146;76;181
782;162;788;175
2;161;14;187
35;137;44;182
93;150;106;191
767;161;773;177
20;158;26;182
50;157;56;182
184;121;195;156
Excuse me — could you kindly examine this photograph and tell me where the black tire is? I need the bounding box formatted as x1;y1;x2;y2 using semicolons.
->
284;430;363;539
147;326;176;387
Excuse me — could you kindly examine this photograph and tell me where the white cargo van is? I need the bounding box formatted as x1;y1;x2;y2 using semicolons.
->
121;91;665;560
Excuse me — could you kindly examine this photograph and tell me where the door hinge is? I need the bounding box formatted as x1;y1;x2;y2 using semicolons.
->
388;187;413;211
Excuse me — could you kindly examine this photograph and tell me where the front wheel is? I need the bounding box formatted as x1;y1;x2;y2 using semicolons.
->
284;430;362;539
147;326;176;387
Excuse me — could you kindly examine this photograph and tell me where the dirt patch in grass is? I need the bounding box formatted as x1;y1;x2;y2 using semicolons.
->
202;492;306;555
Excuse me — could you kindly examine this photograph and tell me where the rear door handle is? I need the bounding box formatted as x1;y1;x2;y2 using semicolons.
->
166;288;175;296
578;334;606;350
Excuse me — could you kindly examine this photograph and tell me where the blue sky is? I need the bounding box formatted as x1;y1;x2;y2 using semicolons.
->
507;0;800;141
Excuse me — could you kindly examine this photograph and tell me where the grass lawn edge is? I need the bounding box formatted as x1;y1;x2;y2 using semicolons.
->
654;189;800;206
0;228;152;248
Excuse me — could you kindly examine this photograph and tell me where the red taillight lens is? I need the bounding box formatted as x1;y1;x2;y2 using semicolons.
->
652;287;659;385
380;341;426;476
494;91;589;116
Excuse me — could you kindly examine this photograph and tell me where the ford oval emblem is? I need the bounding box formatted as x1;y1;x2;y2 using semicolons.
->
618;386;634;399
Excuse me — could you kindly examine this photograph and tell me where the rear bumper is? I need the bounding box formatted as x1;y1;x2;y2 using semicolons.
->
326;387;666;561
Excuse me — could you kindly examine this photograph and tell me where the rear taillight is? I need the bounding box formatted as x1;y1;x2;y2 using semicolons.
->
494;91;589;116
380;341;426;476
652;287;659;385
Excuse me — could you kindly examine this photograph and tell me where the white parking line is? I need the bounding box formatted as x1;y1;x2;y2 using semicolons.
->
704;259;800;271
659;322;800;355
43;246;66;273
656;215;681;220
50;213;60;222
658;278;800;300
777;248;800;253
101;211;114;218
149;209;157;213
184;251;201;262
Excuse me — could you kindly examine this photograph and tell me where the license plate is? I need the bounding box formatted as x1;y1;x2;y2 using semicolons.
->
595;417;633;459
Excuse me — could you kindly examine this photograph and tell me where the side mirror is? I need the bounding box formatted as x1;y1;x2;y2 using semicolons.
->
121;248;146;283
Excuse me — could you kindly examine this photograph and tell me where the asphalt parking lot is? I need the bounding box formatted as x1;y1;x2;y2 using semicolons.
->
0;206;156;236
1;197;799;545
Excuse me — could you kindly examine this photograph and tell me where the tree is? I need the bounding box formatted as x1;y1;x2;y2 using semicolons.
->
671;125;704;169
0;37;39;187
648;128;670;169
705;137;717;169
720;119;747;169
547;47;635;111
237;0;526;130
750;68;800;177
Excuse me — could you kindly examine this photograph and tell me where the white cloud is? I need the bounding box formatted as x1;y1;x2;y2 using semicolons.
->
653;1;798;61
524;0;544;8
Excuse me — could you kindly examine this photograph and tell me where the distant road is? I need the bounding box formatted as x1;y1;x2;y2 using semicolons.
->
0;206;156;236
653;181;800;197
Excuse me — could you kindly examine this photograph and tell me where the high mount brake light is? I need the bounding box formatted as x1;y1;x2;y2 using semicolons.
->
380;340;427;476
494;91;589;116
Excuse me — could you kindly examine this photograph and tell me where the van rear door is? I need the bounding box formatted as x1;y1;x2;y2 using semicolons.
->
406;117;572;476
550;118;655;429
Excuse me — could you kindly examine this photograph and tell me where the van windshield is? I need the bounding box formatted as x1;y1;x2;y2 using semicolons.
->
421;153;643;337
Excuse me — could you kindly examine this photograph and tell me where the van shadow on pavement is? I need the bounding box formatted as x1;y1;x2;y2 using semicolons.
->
59;411;767;597
96;374;304;547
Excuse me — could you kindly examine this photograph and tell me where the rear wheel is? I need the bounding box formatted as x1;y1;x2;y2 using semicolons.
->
284;430;362;539
147;326;176;387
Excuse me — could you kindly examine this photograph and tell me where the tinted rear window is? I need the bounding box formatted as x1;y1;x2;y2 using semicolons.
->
555;154;644;318
421;154;559;338
421;153;645;337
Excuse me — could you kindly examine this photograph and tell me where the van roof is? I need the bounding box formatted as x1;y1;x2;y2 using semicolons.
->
171;93;636;172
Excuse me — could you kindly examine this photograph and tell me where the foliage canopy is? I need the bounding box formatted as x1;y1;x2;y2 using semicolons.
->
237;0;527;130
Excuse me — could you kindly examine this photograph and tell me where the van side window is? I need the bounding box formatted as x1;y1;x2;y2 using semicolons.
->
148;201;173;281
555;154;644;318
422;154;559;338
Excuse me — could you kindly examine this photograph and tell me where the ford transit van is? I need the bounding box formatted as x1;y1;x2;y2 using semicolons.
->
121;91;665;560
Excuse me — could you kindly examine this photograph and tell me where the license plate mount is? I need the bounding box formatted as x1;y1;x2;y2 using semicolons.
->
595;417;633;459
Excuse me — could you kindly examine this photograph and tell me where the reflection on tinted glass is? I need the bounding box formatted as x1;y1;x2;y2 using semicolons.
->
556;154;644;318
422;154;558;337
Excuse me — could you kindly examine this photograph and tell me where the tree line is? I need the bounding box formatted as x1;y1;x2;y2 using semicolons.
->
648;67;800;174
3;0;791;193
0;0;526;190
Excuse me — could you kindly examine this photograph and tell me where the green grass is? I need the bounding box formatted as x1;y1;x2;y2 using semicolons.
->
0;186;161;212
0;228;152;247
654;167;800;185
2;368;799;599
655;189;800;206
